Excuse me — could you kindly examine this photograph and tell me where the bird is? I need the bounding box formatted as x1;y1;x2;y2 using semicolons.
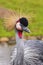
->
10;17;43;65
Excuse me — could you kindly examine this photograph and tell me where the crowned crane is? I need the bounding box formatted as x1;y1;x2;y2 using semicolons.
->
11;17;43;65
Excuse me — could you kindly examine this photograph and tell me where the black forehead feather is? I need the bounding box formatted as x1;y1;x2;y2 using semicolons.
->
20;17;28;27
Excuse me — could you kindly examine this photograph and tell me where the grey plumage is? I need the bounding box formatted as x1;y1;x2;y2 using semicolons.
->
11;40;43;65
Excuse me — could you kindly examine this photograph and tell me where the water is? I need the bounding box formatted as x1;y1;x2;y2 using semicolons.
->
0;43;10;65
0;40;43;65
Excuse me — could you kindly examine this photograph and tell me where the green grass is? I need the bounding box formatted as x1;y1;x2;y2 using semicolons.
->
0;0;43;37
0;19;15;37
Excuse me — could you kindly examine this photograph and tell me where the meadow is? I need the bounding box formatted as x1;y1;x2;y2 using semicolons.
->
0;0;43;37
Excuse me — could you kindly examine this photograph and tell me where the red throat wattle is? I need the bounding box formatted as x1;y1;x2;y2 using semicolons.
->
18;31;22;38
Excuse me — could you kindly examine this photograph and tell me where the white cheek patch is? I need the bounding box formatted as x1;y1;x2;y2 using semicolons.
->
16;22;21;30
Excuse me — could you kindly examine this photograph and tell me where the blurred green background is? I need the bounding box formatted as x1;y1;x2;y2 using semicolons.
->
0;0;43;37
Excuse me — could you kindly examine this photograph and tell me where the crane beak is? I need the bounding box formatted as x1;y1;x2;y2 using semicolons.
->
20;24;30;33
22;27;30;33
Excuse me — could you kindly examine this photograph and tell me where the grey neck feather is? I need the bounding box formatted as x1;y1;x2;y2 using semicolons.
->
15;30;24;65
16;30;22;43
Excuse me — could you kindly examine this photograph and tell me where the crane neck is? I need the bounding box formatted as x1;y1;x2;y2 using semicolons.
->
15;30;24;65
15;30;24;44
